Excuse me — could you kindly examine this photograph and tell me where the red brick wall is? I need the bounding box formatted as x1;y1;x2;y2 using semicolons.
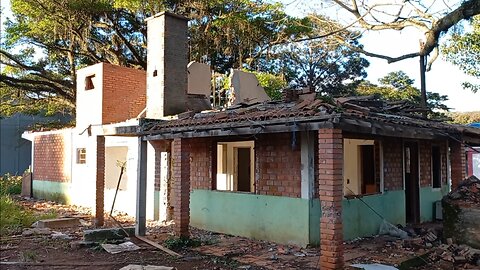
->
189;138;213;190
102;63;146;124
382;137;404;191
33;133;69;182
256;133;301;198
419;140;432;187
318;128;344;270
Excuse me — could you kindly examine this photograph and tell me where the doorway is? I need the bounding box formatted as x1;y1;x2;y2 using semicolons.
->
236;147;251;192
404;142;420;223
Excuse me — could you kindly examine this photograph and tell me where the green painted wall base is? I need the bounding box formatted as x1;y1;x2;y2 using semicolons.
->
419;186;448;222
32;180;71;204
190;190;320;246
342;191;406;240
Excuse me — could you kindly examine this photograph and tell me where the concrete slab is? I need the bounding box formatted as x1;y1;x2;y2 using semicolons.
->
83;227;135;242
35;218;80;229
187;61;211;96
229;70;270;105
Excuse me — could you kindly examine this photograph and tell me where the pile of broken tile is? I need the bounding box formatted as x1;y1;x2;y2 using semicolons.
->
445;175;480;205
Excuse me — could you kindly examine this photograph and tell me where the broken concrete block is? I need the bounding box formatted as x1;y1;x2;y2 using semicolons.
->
101;241;140;254
22;228;51;236
229;69;271;105
187;61;211;96
83;227;135;242
35;218;80;229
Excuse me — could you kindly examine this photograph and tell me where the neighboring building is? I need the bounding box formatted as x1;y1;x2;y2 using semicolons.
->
0;113;69;175
22;11;480;270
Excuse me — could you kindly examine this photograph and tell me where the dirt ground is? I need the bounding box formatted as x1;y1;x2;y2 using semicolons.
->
0;197;478;270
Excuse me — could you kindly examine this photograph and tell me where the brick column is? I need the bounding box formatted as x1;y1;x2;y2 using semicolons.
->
172;138;190;237
318;128;344;270
450;140;465;188
95;136;105;226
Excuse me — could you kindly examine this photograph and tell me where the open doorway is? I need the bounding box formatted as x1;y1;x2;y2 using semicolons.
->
404;141;420;223
216;141;254;192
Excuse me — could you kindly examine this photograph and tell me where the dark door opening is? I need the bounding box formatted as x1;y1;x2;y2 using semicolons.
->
237;148;251;192
360;145;375;194
404;142;420;224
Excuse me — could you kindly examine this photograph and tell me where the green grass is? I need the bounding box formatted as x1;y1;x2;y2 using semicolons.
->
0;174;22;195
0;174;57;236
0;194;57;235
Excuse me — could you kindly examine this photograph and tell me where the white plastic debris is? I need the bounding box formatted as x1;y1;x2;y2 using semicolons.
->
351;263;399;270
119;265;174;270
378;220;408;239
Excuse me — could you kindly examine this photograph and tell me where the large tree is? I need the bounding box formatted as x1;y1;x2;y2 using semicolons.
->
442;15;480;93
0;0;310;117
305;0;480;110
356;71;449;119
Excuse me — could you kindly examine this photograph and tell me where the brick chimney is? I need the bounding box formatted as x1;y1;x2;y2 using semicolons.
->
146;12;189;118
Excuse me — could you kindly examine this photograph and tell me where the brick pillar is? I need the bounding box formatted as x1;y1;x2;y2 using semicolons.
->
450;140;465;188
172;138;190;237
95;136;105;226
318;128;344;270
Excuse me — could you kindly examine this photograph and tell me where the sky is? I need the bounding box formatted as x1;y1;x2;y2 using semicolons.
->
280;0;480;112
1;0;479;112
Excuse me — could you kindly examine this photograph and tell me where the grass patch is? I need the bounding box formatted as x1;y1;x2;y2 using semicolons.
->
0;194;57;235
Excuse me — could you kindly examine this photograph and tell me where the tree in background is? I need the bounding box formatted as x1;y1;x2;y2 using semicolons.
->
357;71;449;119
442;15;480;93
307;0;480;110
447;111;480;124
1;0;310;117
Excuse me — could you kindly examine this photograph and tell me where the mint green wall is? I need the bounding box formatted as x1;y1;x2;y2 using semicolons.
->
190;190;320;246
342;191;406;240
32;180;71;204
154;190;160;220
419;186;448;222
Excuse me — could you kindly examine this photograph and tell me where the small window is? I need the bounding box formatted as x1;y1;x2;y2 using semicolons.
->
216;141;254;192
432;146;442;188
344;139;381;196
85;75;95;90
77;148;86;164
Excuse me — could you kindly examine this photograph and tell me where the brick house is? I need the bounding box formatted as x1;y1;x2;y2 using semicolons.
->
22;11;480;270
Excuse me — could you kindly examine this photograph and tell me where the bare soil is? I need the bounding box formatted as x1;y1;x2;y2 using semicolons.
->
1;197;477;270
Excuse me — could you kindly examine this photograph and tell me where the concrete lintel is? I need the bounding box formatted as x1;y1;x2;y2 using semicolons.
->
301;131;315;199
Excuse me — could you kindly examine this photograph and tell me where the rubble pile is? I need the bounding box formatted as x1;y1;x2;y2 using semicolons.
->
443;175;480;250
446;175;480;205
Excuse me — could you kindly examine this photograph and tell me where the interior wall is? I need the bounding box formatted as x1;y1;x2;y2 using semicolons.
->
216;141;254;191
105;146;128;190
343;139;375;195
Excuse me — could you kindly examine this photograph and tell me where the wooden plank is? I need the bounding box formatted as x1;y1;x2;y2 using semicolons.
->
135;235;181;257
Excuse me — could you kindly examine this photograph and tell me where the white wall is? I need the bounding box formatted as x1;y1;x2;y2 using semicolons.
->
76;63;104;130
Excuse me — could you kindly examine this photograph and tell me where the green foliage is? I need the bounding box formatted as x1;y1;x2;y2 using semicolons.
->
447;111;480;124
164;236;201;250
252;71;286;101
356;71;449;119
442;16;480;93
0;194;57;235
0;174;22;195
260;14;369;97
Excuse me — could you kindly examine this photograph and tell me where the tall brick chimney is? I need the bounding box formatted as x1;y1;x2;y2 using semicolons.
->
146;12;189;118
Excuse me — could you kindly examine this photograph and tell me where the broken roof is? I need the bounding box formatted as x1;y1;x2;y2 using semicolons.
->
129;96;480;144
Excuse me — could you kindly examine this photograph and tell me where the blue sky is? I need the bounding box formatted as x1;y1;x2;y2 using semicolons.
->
1;0;478;111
